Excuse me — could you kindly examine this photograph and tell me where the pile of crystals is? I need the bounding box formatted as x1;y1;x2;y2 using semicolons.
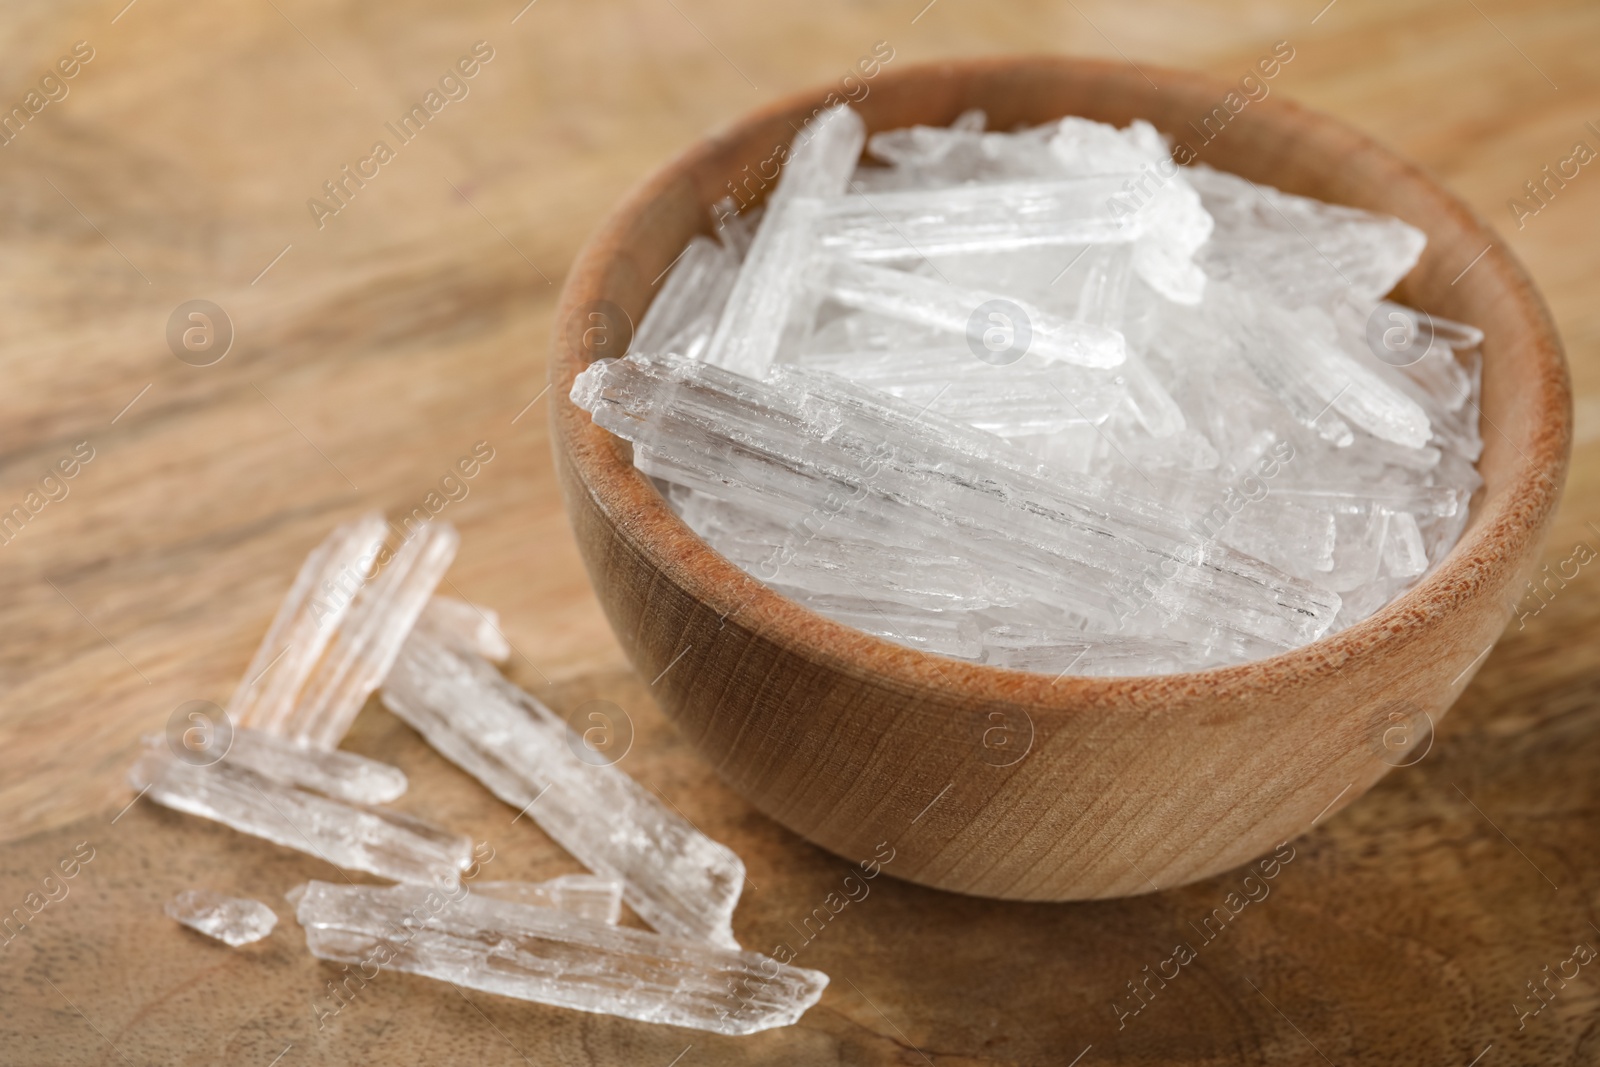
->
572;105;1485;675
133;515;825;1036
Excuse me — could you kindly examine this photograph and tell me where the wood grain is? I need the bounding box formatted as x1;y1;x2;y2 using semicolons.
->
1;0;1598;1063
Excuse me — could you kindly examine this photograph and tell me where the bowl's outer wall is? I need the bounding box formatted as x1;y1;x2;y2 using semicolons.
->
549;57;1571;900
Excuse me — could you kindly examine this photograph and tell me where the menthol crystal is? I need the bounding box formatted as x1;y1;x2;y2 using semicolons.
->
577;106;1485;676
294;881;827;1035
166;889;279;946
381;631;747;947
473;875;624;925
130;747;472;888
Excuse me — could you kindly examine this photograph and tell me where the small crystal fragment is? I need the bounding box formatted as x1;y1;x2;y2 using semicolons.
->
130;748;471;887
473;875;624;925
381;631;746;947
1188;164;1426;307
295;881;827;1035
166;889;278;946
813;176;1143;260
283;521;460;749
416;595;510;664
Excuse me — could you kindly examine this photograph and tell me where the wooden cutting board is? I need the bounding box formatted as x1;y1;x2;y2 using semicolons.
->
1;0;1597;1063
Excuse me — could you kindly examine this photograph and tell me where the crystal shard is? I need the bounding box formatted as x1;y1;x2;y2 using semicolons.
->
473;876;624;925
130;748;471;887
1188;164;1426;307
218;727;408;805
294;881;827;1035
380;631;746;947
632;235;739;360
283;521;459;748
416;595;511;664
702;105;866;379
231;514;388;734
166;889;278;946
573;351;1340;655
817;259;1126;368
813;177;1141;260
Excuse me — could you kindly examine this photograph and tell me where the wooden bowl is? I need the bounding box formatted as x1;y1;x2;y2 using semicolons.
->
548;56;1570;900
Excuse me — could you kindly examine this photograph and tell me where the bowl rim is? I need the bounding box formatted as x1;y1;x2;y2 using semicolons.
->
549;53;1571;708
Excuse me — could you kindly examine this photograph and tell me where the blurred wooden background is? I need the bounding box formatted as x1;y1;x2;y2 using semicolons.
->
0;0;1597;1063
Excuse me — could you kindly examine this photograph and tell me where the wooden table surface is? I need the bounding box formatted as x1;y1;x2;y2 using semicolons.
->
1;0;1597;1063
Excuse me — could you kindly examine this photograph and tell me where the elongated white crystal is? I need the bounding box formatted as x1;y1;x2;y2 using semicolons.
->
473;876;624;925
380;631;746;947
130;748;471;887
210;728;408;805
574;352;1340;654
166;889;278;946
790;346;1124;436
633;235;740;359
777;591;985;659
416;595;510;664
817;259;1126;368
814;177;1142;260
231;514;388;734
702;105;866;378
294;881;827;1035
669;485;1018;610
1048;117;1213;304
283;521;460;749
1187;164;1426;307
1074;247;1185;436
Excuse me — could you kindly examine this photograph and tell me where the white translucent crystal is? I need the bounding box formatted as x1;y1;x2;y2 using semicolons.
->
231;514;388;734
130;748;471;887
216;727;408;804
282;521;459;749
702;105;866;379
633;235;740;359
166;889;278;946
792;345;1125;435
380;631;746;948
294;881;827;1035
1047;117;1214;304
816;259;1126;368
813;176;1142;260
669;485;1018;611
416;595;510;664
473;876;624;925
1187;164;1426;307
574;352;1341;658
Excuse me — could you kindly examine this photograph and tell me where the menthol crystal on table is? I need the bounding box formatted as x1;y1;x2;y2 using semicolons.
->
381;631;747;947
213;727;408;805
295;881;827;1035
473;875;624;926
415;594;511;664
166;889;278;947
231;513;388;735
282;520;460;749
604;107;1485;675
130;747;472;887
